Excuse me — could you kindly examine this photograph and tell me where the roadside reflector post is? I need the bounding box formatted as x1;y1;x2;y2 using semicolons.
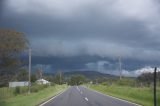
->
154;67;157;106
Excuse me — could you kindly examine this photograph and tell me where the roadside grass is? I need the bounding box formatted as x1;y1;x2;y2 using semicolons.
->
86;84;160;106
0;84;52;99
0;84;68;106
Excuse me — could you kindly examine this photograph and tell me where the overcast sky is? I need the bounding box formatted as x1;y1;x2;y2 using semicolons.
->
1;0;160;76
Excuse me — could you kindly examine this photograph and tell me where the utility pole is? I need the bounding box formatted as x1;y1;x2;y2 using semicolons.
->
59;71;62;85
154;67;157;106
28;48;31;94
118;56;122;80
41;65;43;79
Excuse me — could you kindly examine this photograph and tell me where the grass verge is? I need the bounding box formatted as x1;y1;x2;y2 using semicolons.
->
0;85;68;106
86;84;160;106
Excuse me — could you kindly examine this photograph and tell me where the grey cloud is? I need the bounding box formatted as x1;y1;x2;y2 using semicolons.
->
1;0;160;75
31;38;160;61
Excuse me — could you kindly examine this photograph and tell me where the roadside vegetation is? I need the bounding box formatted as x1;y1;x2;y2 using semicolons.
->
0;29;68;106
85;76;160;106
67;75;86;85
0;84;55;99
0;84;68;106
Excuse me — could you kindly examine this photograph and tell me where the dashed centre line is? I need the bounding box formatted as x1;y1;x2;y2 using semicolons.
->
80;91;83;94
76;86;80;92
84;97;89;101
77;86;89;102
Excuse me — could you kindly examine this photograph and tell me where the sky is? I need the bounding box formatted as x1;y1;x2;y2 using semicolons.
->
1;0;160;76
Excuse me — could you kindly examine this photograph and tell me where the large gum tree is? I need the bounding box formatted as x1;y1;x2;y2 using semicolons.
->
0;29;28;86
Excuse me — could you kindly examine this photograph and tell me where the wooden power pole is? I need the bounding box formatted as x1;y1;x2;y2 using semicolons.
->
118;56;122;80
28;48;31;94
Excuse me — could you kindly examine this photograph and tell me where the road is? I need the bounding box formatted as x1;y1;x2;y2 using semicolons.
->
40;86;141;106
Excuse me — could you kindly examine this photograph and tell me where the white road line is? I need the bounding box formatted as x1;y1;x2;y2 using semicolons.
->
84;97;89;101
83;86;142;106
76;86;80;92
39;87;69;106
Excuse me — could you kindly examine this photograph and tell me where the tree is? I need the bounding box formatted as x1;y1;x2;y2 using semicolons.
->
137;72;154;87
31;74;37;82
68;75;86;86
0;29;28;56
44;75;54;82
0;29;28;86
54;71;64;85
35;68;43;79
15;68;28;81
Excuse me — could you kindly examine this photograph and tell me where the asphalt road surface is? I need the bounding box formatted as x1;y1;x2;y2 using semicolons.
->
40;86;141;106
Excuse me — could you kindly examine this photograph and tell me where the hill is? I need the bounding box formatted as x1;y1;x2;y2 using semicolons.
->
64;71;115;80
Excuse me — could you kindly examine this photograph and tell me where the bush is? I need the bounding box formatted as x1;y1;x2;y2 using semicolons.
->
31;85;41;92
31;85;39;92
20;86;28;94
50;82;55;86
14;87;20;95
116;78;136;87
101;82;108;86
30;84;49;93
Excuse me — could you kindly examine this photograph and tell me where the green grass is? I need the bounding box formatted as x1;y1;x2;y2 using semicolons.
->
0;85;68;106
86;84;160;106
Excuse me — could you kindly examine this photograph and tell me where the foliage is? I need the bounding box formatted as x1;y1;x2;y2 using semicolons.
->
137;72;160;87
0;84;51;99
14;68;28;81
96;77;136;87
13;87;20;95
0;29;28;70
68;75;86;85
0;29;28;56
31;74;37;82
30;84;48;93
44;75;54;82
54;71;64;85
0;29;28;86
35;68;43;79
116;78;136;87
0;85;68;106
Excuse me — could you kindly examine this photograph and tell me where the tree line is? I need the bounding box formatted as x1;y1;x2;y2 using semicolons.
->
137;71;160;87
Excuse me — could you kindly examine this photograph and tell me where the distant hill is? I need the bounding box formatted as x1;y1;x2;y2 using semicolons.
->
64;71;116;80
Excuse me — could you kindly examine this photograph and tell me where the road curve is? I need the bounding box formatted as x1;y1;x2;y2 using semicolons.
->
40;86;141;106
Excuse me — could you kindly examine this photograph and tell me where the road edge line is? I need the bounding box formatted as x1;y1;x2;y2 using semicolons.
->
38;87;70;106
83;86;142;106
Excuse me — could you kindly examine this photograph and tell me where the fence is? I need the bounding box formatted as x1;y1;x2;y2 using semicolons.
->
0;87;14;99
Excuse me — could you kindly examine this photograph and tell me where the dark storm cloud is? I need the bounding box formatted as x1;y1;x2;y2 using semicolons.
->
1;0;160;76
0;0;6;16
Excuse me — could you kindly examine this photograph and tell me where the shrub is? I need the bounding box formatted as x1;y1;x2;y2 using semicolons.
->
30;84;49;93
31;85;40;92
116;78;135;87
14;87;20;95
20;86;28;94
50;82;55;86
